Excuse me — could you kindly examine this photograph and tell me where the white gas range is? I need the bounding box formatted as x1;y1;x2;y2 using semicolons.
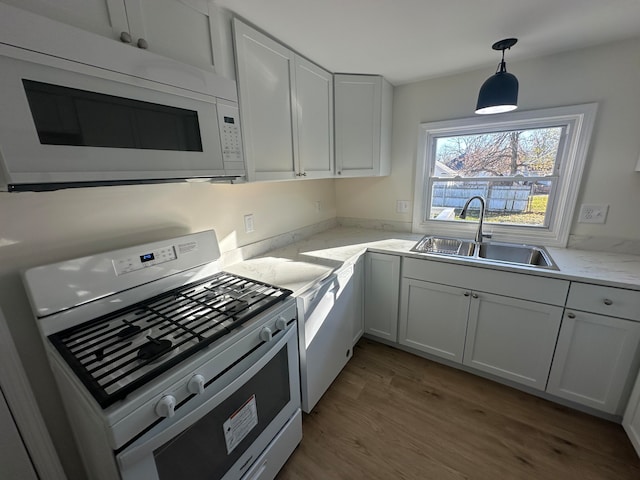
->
23;230;302;480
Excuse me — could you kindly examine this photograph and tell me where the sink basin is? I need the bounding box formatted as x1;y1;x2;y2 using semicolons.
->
411;236;557;269
477;242;556;269
411;236;475;256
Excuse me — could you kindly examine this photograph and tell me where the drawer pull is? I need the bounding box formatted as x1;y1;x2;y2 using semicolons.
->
567;312;576;319
603;298;613;306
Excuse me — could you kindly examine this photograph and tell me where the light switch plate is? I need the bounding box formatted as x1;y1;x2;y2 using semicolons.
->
396;200;410;213
578;204;609;224
244;214;255;233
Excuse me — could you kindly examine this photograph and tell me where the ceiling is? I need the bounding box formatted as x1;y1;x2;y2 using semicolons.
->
214;0;640;85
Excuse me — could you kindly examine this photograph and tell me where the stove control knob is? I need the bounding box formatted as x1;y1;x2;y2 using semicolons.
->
155;395;176;418
187;374;205;395
275;316;287;331
259;327;273;342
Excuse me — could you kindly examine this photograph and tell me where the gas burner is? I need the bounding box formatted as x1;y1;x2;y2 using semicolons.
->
117;323;142;340
222;300;249;316
137;337;173;362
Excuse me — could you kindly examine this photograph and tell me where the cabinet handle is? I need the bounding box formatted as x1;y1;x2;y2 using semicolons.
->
301;172;307;177
567;312;576;319
472;293;479;299
603;298;613;306
120;31;133;44
137;38;149;49
337;171;342;175
463;291;470;297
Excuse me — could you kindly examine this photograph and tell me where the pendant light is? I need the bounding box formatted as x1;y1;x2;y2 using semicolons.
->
475;38;519;114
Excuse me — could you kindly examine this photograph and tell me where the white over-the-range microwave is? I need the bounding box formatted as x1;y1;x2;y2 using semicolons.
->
0;4;245;192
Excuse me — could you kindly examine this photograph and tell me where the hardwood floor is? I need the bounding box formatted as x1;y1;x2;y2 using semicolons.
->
277;339;640;480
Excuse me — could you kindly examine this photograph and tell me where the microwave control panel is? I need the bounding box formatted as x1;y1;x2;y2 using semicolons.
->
217;103;244;168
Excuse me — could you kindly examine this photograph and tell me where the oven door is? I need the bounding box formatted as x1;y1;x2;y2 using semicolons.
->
116;323;300;480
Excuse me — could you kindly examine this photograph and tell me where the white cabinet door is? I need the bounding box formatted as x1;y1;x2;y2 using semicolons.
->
1;0;115;37
398;279;470;362
233;19;297;181
364;253;400;342
351;257;365;346
623;370;640;457
7;0;219;71
122;0;217;71
547;310;640;414
334;74;392;177
463;293;563;390
293;55;334;178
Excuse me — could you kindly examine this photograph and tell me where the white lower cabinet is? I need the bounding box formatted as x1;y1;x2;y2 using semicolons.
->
398;279;469;362
463;293;563;390
624;370;640;456
547;310;640;414
364;253;400;342
351;257;365;346
398;275;562;390
400;257;569;391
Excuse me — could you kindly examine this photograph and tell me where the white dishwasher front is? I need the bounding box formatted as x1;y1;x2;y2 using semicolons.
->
297;265;356;413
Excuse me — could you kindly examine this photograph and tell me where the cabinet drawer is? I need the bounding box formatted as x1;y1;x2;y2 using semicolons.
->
402;258;569;306
566;283;640;321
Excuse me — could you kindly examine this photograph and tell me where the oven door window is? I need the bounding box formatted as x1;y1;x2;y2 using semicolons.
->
153;346;291;480
22;79;203;152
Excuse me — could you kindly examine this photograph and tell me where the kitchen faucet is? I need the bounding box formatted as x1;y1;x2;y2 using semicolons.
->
460;196;488;243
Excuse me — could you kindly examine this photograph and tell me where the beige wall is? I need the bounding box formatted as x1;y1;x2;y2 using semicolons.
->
336;36;640;241
0;178;335;478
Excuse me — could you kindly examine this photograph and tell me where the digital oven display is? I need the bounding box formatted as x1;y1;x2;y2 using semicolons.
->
223;116;235;124
140;253;155;263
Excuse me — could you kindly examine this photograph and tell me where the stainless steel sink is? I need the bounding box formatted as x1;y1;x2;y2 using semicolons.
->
476;242;556;269
411;236;475;256
411;236;557;269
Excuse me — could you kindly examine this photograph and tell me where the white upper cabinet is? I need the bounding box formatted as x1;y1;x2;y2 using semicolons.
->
5;0;220;71
233;19;296;181
233;19;334;181
334;74;392;177
293;55;334;179
113;0;217;71
1;0;115;37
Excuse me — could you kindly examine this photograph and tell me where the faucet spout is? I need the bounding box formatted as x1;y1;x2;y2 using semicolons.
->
460;196;487;243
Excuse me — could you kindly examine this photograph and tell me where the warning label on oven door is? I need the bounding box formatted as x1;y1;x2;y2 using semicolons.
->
223;394;258;454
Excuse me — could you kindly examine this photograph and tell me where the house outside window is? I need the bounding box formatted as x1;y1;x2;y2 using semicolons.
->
412;104;598;247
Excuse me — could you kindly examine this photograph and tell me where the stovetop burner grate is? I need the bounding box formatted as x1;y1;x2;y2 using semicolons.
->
49;272;292;408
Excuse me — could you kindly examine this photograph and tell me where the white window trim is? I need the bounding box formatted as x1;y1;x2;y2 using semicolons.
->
412;103;598;247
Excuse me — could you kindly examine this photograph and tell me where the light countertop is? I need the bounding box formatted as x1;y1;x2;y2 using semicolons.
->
224;227;640;294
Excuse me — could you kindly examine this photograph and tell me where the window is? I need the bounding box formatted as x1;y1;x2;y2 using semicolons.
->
412;104;598;247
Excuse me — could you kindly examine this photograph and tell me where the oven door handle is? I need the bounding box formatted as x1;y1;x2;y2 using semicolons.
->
116;323;297;470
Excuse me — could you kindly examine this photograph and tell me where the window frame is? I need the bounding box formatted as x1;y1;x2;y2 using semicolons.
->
412;104;598;247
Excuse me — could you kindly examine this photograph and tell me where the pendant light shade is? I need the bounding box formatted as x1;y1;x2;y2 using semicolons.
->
475;38;519;115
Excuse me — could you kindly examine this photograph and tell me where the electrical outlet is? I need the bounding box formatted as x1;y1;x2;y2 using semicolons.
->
578;204;609;224
396;200;410;213
243;214;255;233
315;201;321;213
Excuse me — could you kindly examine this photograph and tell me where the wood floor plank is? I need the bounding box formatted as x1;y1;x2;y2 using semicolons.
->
277;339;640;480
